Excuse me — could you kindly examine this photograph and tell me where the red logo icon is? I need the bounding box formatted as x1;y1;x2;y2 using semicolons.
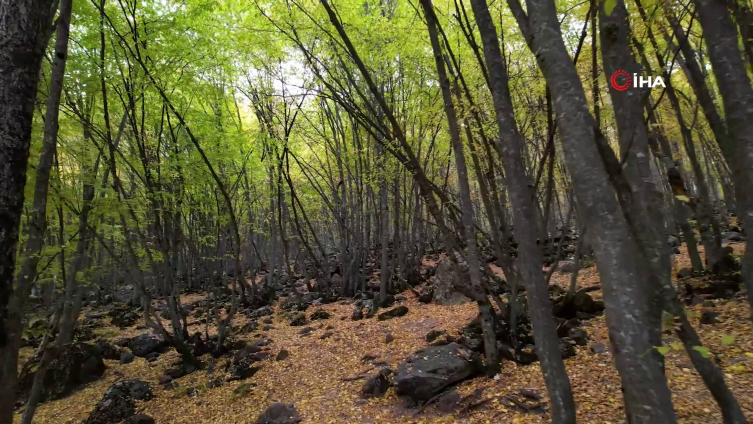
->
610;70;632;91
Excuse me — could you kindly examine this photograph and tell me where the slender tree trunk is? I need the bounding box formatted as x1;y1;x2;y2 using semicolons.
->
421;0;500;375
507;0;678;421
693;0;753;322
468;0;575;418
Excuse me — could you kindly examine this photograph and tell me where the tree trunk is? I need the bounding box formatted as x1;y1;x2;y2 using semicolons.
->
508;0;678;421
0;1;55;421
693;0;753;322
468;0;575;419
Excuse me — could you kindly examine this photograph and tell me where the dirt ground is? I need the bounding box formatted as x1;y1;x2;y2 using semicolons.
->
16;242;753;424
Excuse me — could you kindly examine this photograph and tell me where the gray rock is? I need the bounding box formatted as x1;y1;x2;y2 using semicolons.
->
119;351;135;365
393;343;481;402
253;402;302;424
432;259;470;305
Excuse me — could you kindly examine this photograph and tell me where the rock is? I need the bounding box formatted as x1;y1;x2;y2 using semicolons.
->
233;382;253;396
114;338;131;348
676;268;693;279
418;287;434;304
590;343;607;354
206;377;224;388
351;306;364;321
690;296;705;306
379;294;396;308
433;259;471;305
95;340;122;361
701;309;720;325
159;375;173;385
377;305;409;321
559;338;577;359
384;333;394;344
320;331;334;340
673;246;682;254
129;333;167;358
144;352;160;362
119;351;135;365
164;368;184;379
425;330;446;343
229;362;262;381
667;235;680;247
554;260;577;273
310;309;331;320
17;342;106;404
361;368;392;398
436;391;461;414
83;380;153;424
241;321;259;334
263;317;274;324
250;306;274;318
126;413;155;424
298;326;314;336
253;402;303;424
289;313;308;327
567;328;589;346
253;351;272;361
234;345;261;364
276;350;289;361
393;343;481;402
723;231;743;242
263;325;273;331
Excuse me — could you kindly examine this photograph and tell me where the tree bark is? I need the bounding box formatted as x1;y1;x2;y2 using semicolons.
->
507;0;678;421
0;1;55;421
693;0;753;322
468;0;575;418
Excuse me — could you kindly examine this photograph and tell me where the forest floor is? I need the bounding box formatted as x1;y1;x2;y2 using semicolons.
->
16;242;753;424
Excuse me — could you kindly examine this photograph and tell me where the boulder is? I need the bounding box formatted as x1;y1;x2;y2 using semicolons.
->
17;342;106;403
676;268;693;279
254;402;302;424
119;352;135;365
234;344;261;364
417;287;434;304
723;231;743;242
701;309;720;325
425;330;446;343
361;368;392;398
554;260;577;273
241;321;259;334
392;343;481;402
250;306;274;318
377;305;409;321
108;305;139;328
83;380;153;424
384;333;394;344
433;259;470;305
126;413;155;424
129;333;167;358
310;309;331;321
95;340;122;361
276;349;290;361
289;313;308;327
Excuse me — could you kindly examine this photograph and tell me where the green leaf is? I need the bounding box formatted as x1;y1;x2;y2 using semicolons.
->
656;346;671;356
604;0;617;16
722;335;736;345
693;346;711;358
670;341;683;351
675;194;691;203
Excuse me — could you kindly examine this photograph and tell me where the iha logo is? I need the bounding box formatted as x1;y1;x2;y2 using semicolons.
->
610;69;665;90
